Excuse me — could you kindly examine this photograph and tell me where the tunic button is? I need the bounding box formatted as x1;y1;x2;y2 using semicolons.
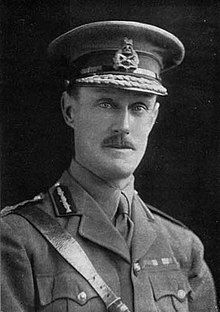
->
177;289;186;300
77;291;87;303
133;262;141;275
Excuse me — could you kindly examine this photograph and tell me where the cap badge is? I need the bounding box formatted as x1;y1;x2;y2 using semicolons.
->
113;38;139;71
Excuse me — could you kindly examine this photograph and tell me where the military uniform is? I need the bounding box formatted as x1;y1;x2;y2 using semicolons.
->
1;160;217;311
1;21;218;311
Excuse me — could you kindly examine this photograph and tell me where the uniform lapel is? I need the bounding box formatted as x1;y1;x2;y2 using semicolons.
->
131;195;179;270
131;195;157;262
78;195;130;263
54;172;130;263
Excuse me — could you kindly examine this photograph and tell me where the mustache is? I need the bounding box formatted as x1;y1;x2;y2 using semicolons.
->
102;134;135;150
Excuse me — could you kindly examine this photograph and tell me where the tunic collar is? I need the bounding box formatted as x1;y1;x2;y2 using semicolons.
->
68;159;135;220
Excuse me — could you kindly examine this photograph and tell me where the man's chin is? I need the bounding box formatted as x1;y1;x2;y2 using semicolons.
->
96;159;137;182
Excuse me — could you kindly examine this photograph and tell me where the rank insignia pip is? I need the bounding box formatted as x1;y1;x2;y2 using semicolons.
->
113;37;139;71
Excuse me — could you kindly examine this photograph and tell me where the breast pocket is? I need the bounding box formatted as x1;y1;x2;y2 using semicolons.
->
36;271;105;312
149;270;192;312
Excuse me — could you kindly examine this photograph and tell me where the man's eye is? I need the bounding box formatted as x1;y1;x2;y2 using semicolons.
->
99;102;113;108
132;104;148;112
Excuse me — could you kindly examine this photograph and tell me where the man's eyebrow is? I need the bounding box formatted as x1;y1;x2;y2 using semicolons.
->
93;87;116;94
97;97;114;101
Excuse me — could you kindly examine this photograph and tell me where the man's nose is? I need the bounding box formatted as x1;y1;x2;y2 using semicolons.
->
112;109;130;135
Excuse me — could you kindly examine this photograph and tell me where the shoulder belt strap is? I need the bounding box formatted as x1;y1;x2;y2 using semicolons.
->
14;205;130;312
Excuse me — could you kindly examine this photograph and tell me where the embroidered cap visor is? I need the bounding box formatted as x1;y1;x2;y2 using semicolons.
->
48;21;185;96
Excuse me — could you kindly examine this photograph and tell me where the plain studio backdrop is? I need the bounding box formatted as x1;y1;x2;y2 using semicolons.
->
1;0;219;300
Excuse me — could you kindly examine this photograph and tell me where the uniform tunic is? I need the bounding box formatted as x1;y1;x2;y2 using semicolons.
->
1;161;217;312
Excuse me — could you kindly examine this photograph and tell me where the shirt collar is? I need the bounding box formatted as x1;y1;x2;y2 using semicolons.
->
67;159;135;220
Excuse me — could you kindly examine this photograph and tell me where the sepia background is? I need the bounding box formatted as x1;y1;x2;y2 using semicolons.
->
1;0;219;298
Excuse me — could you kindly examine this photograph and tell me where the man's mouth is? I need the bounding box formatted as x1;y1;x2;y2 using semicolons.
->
103;143;134;149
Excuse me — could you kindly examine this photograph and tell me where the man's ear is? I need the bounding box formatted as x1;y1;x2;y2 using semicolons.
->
61;91;77;129
152;101;160;123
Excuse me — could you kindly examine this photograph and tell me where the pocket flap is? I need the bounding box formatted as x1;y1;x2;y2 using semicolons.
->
149;270;192;302
36;271;98;306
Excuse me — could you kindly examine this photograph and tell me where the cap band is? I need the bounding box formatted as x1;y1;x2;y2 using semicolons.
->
80;66;158;79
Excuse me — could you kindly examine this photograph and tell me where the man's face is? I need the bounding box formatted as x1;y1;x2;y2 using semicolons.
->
64;86;159;182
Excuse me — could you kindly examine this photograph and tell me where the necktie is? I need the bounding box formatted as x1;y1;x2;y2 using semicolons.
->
115;192;133;246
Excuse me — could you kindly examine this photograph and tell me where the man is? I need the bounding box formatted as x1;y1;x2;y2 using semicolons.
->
1;21;217;312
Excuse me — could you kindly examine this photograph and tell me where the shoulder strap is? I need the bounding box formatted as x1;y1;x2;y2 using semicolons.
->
1;194;43;217
147;203;188;228
136;194;187;228
14;205;130;312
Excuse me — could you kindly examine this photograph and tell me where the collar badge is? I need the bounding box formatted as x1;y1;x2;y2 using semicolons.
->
50;183;77;216
113;38;139;71
56;186;72;213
